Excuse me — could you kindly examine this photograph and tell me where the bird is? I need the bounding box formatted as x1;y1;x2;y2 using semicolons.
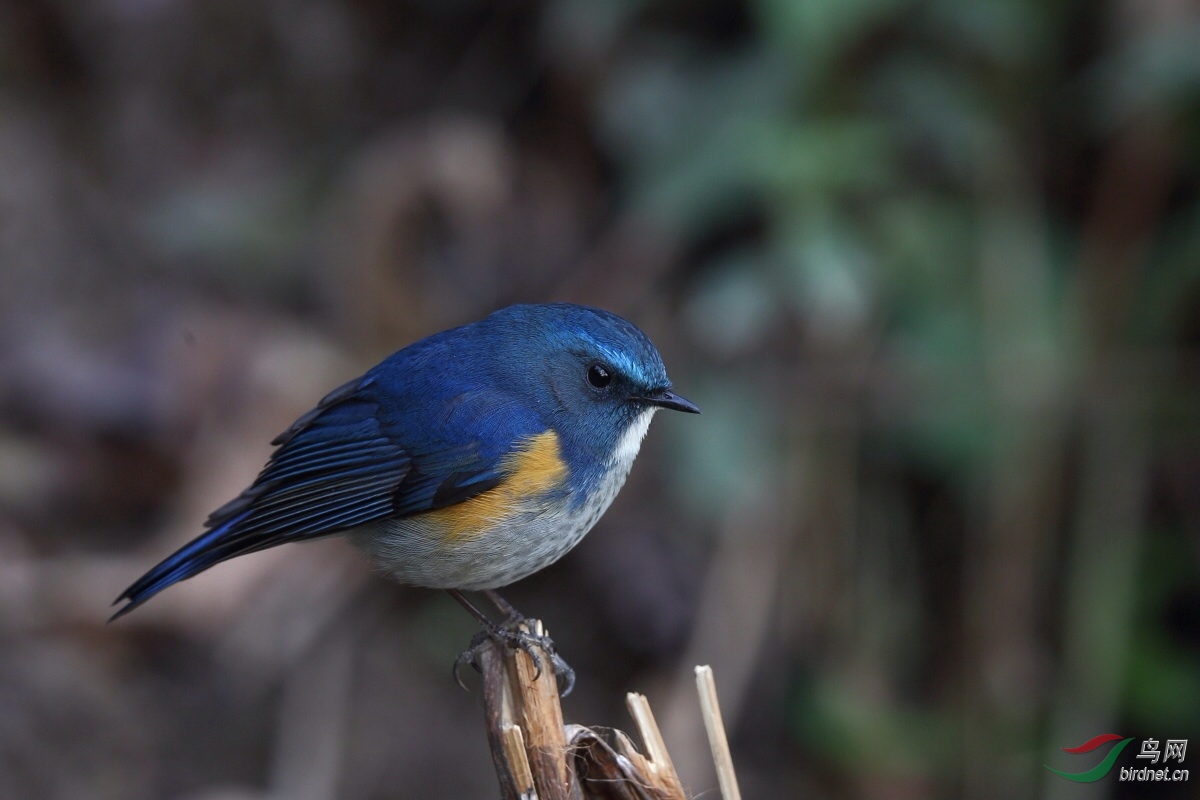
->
112;303;698;692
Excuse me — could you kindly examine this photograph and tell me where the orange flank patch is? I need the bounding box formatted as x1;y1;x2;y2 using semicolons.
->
427;430;568;541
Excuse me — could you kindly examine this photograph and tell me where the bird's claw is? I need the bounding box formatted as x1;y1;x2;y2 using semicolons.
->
546;648;575;696
452;622;576;696
452;629;491;691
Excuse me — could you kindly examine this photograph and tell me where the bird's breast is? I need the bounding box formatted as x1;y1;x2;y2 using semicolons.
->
423;429;568;541
350;412;656;590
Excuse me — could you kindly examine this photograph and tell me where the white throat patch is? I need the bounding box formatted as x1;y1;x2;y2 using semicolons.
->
612;408;656;469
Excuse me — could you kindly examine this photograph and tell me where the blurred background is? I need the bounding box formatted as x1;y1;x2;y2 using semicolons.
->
1;0;1199;798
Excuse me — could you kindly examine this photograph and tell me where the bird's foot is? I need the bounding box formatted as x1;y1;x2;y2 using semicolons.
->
453;619;576;696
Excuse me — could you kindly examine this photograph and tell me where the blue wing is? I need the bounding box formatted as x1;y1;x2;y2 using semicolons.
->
111;368;527;619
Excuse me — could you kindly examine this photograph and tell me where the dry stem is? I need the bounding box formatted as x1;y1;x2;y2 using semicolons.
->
474;621;740;799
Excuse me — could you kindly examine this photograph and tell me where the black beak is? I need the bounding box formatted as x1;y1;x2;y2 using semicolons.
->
639;388;701;414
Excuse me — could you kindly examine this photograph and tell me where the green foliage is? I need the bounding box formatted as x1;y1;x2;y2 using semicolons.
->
596;0;1200;794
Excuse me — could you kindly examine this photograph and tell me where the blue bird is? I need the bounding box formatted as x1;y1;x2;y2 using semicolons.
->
113;303;698;691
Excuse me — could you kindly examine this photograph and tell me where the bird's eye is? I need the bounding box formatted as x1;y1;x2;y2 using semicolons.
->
587;363;611;389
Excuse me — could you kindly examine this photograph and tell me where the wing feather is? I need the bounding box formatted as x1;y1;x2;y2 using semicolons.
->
112;376;522;619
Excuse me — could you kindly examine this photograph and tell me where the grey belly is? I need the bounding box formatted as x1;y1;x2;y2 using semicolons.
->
346;500;601;590
346;414;648;590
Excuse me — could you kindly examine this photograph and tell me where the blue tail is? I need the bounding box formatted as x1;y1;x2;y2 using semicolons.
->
110;511;253;621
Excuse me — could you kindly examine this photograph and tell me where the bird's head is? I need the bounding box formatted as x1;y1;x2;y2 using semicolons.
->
481;303;699;458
